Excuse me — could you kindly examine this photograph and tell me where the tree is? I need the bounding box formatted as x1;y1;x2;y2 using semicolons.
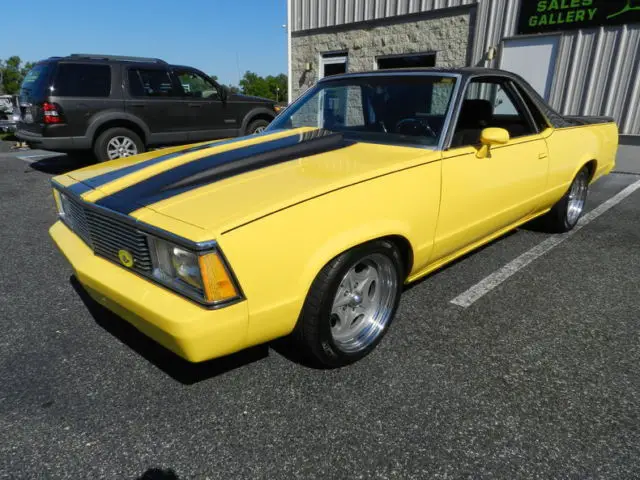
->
0;56;34;95
239;71;287;102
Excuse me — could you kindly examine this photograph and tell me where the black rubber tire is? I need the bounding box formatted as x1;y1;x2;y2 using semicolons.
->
93;127;144;162
245;119;270;135
292;239;404;368
542;166;590;233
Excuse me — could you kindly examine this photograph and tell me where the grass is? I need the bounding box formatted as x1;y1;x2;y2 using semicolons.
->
0;132;17;142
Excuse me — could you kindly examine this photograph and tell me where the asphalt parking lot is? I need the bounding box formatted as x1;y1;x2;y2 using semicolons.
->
1;148;639;479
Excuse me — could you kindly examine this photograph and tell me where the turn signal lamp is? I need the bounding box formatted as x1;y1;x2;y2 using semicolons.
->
199;252;239;303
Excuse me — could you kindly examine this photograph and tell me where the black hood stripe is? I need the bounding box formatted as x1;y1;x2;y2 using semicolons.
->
95;129;352;215
81;135;262;190
67;181;93;196
63;138;247;197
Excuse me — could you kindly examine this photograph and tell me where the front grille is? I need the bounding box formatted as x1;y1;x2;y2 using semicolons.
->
61;194;153;273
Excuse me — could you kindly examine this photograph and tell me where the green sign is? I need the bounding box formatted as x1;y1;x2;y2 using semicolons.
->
518;0;640;34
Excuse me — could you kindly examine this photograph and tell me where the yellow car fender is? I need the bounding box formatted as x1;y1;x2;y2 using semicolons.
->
220;161;441;346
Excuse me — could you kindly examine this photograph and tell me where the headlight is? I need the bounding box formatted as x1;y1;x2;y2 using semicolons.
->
149;236;239;305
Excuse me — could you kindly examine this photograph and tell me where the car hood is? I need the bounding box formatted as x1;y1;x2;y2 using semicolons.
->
230;93;273;104
63;128;439;238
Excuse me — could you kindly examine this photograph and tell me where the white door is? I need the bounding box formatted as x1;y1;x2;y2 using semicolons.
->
500;36;559;100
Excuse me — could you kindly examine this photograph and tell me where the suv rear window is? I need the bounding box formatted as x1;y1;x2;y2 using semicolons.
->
20;63;53;99
128;69;178;97
53;63;111;97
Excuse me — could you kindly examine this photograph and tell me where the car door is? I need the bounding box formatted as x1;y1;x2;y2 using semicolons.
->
124;66;190;146
172;68;236;142
431;77;549;261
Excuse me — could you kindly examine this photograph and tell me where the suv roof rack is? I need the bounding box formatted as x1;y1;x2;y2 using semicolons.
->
68;53;168;64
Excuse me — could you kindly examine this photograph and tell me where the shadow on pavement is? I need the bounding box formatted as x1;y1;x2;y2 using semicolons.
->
269;336;324;369
403;229;519;293
135;468;180;480
29;153;95;175
70;276;269;384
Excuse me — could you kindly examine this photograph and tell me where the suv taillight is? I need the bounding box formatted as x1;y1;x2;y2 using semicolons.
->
43;102;63;124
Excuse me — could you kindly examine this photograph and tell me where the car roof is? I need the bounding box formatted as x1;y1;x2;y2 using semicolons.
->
39;54;169;67
37;57;201;73
319;67;521;82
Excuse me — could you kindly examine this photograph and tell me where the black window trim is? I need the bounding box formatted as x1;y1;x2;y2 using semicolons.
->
508;79;552;132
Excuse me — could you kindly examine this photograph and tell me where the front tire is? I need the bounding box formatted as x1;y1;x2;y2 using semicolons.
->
543;166;590;232
94;127;144;162
293;240;404;368
246;119;270;135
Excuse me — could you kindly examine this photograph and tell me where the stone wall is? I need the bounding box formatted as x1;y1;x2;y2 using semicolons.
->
291;10;472;100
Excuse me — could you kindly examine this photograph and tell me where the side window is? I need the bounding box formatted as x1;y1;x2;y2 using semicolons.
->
174;70;219;99
452;79;535;148
511;82;550;132
128;69;179;97
53;63;111;97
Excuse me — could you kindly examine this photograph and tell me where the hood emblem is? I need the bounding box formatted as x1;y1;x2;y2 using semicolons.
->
118;249;134;268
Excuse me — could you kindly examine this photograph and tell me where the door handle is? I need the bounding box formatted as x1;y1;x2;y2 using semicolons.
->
188;103;202;108
130;103;145;108
538;152;548;159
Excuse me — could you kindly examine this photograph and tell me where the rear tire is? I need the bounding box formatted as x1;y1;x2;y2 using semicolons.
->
543;166;590;233
94;127;144;162
245;119;270;135
292;240;404;368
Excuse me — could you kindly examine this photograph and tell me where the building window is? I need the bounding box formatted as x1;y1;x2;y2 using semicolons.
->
376;52;436;70
320;52;348;79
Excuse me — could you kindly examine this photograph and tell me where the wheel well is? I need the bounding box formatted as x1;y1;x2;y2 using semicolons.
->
382;235;414;278
584;159;598;182
92;120;146;147
245;113;274;132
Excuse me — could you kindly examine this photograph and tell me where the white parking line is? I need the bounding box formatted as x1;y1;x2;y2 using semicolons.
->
16;153;58;163
450;179;640;308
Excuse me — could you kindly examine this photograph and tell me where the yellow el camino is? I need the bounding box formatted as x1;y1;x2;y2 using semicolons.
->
50;68;618;367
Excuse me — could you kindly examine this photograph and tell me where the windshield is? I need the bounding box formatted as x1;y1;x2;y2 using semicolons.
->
268;75;458;147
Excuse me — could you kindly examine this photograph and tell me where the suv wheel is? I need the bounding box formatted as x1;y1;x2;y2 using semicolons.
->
94;127;144;162
246;119;270;135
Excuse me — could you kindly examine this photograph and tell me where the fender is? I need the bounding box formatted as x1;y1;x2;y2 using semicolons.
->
85;111;151;143
221;218;417;348
219;162;441;347
298;220;415;300
240;107;275;134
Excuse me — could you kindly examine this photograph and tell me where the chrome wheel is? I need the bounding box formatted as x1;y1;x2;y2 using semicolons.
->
567;169;589;225
253;126;266;134
106;136;138;159
330;253;398;353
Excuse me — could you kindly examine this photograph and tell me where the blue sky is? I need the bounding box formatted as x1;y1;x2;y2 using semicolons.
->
1;0;288;86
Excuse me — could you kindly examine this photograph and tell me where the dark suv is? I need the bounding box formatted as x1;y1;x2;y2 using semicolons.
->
17;54;279;161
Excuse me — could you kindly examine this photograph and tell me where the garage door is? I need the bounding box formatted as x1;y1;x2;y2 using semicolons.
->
500;36;559;101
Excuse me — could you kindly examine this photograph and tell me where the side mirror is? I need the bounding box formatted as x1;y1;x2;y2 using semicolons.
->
477;127;509;158
219;86;229;102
